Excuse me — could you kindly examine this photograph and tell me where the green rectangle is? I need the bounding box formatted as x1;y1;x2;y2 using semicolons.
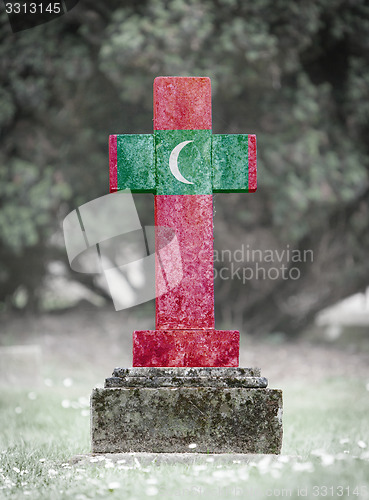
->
117;134;155;193
212;134;249;192
155;130;212;195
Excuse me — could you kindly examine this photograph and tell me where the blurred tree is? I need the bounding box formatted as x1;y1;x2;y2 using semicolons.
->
0;0;368;334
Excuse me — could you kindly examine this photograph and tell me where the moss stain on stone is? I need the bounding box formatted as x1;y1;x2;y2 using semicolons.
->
91;374;282;454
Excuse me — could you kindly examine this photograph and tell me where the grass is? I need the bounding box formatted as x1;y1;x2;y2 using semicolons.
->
0;377;369;499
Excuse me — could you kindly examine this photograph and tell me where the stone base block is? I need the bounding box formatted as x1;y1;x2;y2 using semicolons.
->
133;330;239;367
91;368;283;454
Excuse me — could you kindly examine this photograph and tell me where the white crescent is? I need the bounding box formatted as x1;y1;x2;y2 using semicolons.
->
169;140;194;185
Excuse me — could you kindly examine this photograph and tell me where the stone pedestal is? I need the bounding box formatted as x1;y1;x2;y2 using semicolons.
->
91;367;283;454
133;331;239;367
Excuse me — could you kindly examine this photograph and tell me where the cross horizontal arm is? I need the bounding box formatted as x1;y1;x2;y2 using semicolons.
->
212;134;257;193
110;133;257;194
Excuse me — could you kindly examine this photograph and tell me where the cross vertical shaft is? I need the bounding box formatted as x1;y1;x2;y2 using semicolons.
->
154;78;214;331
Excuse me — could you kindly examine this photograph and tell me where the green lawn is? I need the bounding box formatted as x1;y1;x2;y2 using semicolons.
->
1;377;368;499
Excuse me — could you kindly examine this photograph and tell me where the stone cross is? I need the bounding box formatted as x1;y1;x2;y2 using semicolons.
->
109;77;257;367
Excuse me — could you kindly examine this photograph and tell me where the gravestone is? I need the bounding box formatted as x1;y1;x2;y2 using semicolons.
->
91;77;283;453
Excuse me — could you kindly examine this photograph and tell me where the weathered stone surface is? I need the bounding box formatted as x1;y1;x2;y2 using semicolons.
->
113;367;261;377
153;76;212;131
116;134;155;193
248;134;257;192
91;385;283;454
110;77;258;368
155;130;212;195
154;195;215;330
105;376;268;388
213;134;255;193
107;367;266;388
133;329;239;367
109;134;117;193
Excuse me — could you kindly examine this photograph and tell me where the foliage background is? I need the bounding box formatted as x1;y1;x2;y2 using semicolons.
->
1;0;369;335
